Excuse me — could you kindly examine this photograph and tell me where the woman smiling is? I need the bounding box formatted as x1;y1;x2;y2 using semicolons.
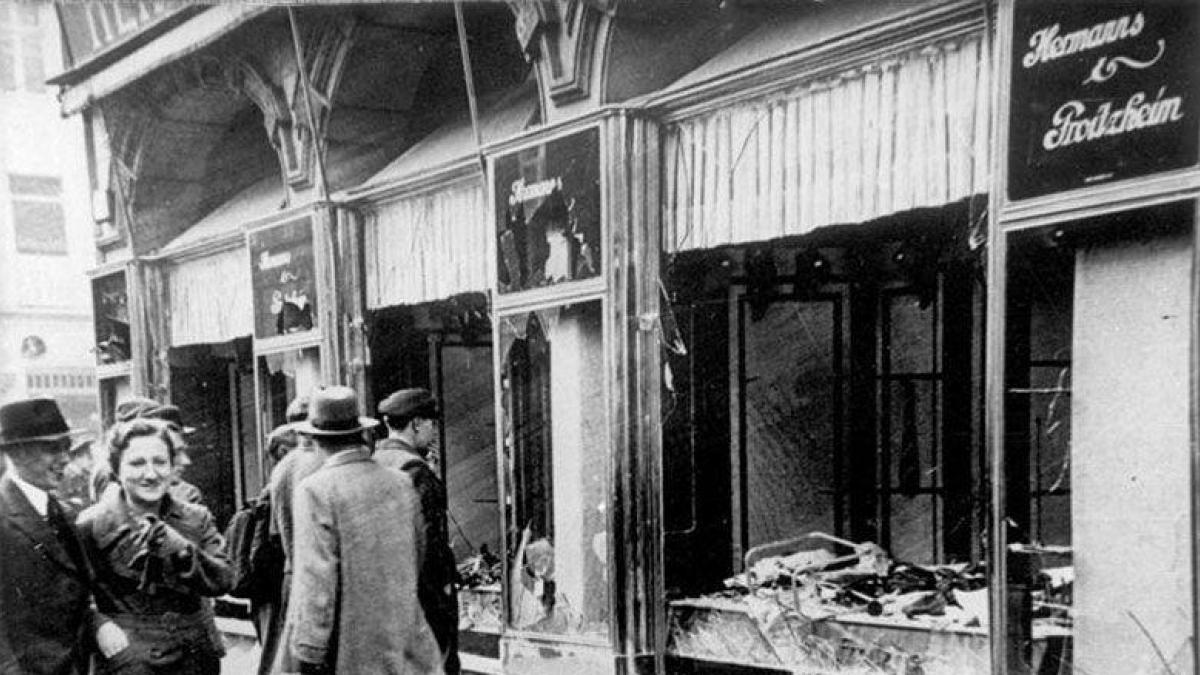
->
77;420;234;674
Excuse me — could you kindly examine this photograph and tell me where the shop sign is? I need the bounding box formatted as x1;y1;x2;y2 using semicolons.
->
57;3;193;69
492;127;601;295
1008;1;1200;200
248;217;317;340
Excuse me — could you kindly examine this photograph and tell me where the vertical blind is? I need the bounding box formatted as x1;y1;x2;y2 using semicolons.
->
168;247;252;345
365;179;491;308
663;33;990;252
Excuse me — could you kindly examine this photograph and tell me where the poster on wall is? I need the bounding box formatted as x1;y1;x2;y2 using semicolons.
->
1008;1;1200;201
248;217;317;340
492;127;601;295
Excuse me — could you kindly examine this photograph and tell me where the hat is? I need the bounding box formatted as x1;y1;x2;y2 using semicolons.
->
378;388;440;420
285;396;310;423
267;422;302;460
0;398;75;448
115;396;159;423
294;386;379;437
143;404;196;434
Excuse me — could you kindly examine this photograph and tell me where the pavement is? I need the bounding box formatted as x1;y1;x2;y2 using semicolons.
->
217;617;263;674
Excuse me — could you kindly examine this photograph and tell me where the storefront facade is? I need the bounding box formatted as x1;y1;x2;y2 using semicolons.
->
54;1;1200;673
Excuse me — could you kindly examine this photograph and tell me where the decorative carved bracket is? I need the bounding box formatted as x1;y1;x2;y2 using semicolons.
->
509;0;611;104
284;16;358;190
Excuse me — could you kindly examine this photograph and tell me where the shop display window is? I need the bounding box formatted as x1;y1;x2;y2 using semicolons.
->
492;128;602;295
1002;205;1194;675
92;272;130;366
662;225;1003;674
500;300;608;639
258;345;320;439
98;376;131;427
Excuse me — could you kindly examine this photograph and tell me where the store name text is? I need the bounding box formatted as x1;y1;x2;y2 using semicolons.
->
1022;12;1145;68
509;177;562;206
1043;86;1184;150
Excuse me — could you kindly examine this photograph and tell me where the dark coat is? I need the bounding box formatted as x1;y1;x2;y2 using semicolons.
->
289;446;442;675
374;439;460;673
0;475;99;675
76;486;233;673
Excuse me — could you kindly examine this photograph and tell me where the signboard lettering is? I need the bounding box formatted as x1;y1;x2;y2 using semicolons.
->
492;128;601;295
248;217;317;340
1008;1;1199;200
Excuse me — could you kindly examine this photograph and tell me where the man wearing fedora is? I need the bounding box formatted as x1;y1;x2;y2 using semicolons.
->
0;398;122;674
376;388;460;674
287;386;442;675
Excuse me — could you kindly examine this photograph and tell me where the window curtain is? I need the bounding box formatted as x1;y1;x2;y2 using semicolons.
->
663;33;990;252
365;179;491;308
168;247;252;345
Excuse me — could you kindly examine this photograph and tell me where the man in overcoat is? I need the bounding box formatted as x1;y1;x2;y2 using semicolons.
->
376;388;460;673
267;397;323;675
287;386;442;675
0;398;117;674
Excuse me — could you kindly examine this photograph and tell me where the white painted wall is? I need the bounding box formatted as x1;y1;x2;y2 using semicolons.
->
1072;231;1194;674
0;2;95;414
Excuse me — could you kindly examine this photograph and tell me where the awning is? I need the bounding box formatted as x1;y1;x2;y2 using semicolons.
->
662;29;990;252
345;77;539;199
168;247;253;347
55;4;271;115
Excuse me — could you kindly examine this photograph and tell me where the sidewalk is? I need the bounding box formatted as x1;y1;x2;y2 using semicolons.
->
217;617;262;674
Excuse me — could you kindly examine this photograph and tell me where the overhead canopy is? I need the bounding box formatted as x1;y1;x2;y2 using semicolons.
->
661;10;989;252
357;79;537;308
346;77;539;198
53;4;270;115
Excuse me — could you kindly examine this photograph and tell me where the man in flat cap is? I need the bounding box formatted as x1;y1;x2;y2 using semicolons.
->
0;398;122;674
377;388;460;674
287;386;441;675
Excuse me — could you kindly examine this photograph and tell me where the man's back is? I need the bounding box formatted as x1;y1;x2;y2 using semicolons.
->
290;447;442;675
268;446;324;567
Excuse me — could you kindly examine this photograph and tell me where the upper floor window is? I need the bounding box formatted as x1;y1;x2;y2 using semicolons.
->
0;2;45;93
10;174;67;255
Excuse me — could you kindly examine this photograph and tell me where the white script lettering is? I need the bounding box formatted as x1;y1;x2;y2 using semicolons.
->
1042;87;1184;150
1023;12;1145;68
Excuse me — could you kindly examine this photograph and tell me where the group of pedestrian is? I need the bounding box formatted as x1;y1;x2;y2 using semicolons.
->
0;396;231;675
260;385;458;675
0;381;461;675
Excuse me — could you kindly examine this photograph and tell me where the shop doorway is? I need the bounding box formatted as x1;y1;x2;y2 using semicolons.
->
367;294;500;559
168;336;254;528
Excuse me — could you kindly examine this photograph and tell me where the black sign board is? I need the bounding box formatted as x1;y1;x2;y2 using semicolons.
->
493;127;601;295
248;217;317;340
1008;1;1200;200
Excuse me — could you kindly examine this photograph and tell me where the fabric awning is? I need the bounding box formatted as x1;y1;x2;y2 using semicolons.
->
364;179;491;308
168;247;253;346
663;32;990;252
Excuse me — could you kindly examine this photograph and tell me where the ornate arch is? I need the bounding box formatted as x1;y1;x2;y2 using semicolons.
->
509;0;611;106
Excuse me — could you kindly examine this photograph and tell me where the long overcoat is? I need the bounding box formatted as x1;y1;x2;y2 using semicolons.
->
374;438;460;673
288;446;443;675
